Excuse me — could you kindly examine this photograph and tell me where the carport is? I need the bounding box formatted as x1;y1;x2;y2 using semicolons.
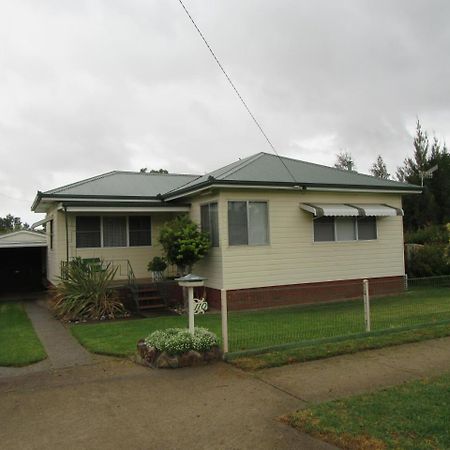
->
0;230;47;293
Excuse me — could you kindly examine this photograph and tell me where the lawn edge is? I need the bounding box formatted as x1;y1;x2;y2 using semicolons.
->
227;323;450;371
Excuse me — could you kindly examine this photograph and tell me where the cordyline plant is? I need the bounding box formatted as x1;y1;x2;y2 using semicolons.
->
52;258;126;321
159;215;210;275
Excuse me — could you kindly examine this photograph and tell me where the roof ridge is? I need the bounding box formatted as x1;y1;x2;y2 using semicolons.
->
216;152;265;180
44;171;119;194
113;171;199;177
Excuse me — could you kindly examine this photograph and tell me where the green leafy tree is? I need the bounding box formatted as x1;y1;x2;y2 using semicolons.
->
0;214;29;233
159;215;210;275
334;151;356;171
370;155;390;179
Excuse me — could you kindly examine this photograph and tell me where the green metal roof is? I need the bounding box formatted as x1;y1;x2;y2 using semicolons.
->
164;152;420;197
42;171;198;198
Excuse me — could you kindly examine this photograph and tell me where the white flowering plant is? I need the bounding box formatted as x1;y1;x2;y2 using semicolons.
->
145;327;219;355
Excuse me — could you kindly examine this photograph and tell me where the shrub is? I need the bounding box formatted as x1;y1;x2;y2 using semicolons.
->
159;215;210;274
405;225;449;245
52;258;126;321
144;327;219;355
147;256;167;272
407;244;450;277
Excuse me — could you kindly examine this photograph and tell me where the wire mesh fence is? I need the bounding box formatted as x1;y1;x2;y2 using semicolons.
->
223;276;450;355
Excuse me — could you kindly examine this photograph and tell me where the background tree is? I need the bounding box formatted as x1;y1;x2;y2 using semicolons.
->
334;151;356;171
150;168;169;174
370;155;390;179
0;214;29;233
396;120;449;231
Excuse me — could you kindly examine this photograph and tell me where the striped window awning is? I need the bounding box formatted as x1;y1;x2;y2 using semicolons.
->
300;203;403;217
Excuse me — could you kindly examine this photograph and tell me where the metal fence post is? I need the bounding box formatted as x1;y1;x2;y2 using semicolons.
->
221;289;229;354
404;274;408;291
363;279;371;332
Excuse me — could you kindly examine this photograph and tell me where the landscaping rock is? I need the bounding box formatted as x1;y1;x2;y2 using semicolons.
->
203;345;222;362
156;352;179;369
179;350;203;367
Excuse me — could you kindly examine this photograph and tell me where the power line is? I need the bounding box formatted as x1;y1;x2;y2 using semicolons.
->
176;0;298;184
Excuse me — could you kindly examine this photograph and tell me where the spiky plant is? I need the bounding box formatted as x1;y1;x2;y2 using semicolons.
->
52;258;125;321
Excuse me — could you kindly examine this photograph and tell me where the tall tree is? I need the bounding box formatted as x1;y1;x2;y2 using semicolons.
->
334;151;356;171
370;155;390;179
396;120;449;230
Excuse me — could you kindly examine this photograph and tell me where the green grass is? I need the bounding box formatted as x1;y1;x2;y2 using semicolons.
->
0;303;47;366
286;372;450;450
71;287;450;357
229;323;450;370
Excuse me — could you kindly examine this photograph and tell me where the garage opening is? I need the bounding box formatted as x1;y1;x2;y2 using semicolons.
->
0;231;48;295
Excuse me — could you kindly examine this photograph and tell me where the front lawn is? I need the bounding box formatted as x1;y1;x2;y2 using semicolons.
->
71;287;450;357
0;303;47;366
286;372;450;450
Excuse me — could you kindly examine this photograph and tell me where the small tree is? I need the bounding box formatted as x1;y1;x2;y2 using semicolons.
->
159;215;210;275
370;155;390;179
334;151;356;171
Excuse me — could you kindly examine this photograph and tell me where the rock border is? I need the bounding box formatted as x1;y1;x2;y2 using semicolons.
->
135;339;222;369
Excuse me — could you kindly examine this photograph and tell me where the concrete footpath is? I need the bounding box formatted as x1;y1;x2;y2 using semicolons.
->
0;337;449;450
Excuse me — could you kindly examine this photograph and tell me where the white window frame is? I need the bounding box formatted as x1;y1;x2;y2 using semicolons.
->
312;216;378;243
227;200;270;247
200;202;219;247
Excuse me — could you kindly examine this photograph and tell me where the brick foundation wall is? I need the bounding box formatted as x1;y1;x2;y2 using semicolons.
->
225;276;405;311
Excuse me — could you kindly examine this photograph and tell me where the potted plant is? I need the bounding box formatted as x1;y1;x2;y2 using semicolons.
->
147;256;168;281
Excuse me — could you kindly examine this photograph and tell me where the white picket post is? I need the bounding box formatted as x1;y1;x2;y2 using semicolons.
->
221;289;229;354
363;279;371;332
188;287;195;335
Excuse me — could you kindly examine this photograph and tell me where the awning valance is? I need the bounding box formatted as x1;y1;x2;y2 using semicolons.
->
300;203;403;217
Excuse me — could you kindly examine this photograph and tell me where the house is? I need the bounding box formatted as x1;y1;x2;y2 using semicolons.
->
31;152;421;310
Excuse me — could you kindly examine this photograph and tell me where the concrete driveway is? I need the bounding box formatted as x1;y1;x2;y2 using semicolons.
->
1;336;449;450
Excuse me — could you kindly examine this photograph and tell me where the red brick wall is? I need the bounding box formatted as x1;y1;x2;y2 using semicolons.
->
224;276;405;311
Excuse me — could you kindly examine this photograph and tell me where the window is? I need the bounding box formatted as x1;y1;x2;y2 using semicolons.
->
357;217;377;240
313;216;377;242
103;216;127;247
201;203;219;247
75;216;152;248
228;201;269;246
129;216;151;246
76;216;101;248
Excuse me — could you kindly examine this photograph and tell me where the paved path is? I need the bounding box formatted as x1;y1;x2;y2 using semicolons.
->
256;336;450;403
24;300;93;369
0;336;449;449
0;300;93;379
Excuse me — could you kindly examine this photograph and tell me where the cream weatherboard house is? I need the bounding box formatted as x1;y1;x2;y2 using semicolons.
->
31;152;421;310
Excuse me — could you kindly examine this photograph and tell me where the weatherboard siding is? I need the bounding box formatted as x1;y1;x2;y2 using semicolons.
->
190;193;224;290
215;189;404;290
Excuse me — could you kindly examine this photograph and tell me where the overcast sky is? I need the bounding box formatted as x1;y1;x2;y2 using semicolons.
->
1;0;450;224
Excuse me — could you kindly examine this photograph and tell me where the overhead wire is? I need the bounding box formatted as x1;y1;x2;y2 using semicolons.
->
176;0;298;184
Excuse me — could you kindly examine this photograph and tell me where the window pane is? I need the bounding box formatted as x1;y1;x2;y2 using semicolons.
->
228;201;248;245
358;217;377;240
129;216;151;246
314;217;335;242
336;217;356;241
76;216;101;248
103;216;127;247
248;202;269;245
209;203;219;247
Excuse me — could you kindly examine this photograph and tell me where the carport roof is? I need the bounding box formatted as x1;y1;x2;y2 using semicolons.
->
0;230;47;248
